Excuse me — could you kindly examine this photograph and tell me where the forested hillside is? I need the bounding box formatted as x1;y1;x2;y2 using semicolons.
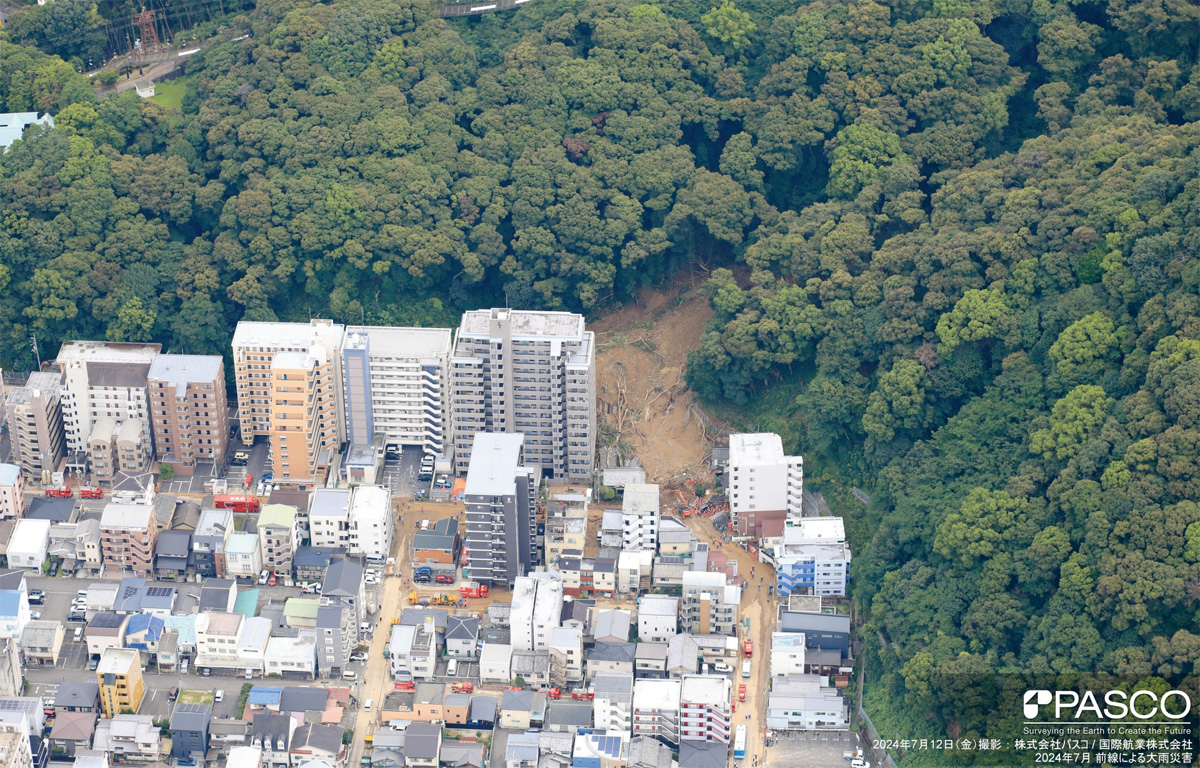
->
2;0;1200;760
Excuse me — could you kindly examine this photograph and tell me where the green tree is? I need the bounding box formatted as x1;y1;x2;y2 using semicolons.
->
106;296;157;342
701;0;756;53
1030;385;1114;462
935;288;1014;355
862;358;928;443
1048;312;1118;386
934;487;1029;569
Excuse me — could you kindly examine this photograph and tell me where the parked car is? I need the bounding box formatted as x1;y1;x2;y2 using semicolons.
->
181;659;189;674
28;590;45;605
435;574;454;584
30;611;41;620
214;690;224;703
413;575;431;584
168;687;179;702
259;570;269;585
714;663;733;673
67;612;86;623
231;451;249;466
87;656;99;671
268;573;277;587
360;622;373;634
48;561;59;577
350;653;368;663
73;627;83;641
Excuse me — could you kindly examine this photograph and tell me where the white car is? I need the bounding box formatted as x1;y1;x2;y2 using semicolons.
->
713;663;733;673
851;760;870;768
214;690;224;703
350;653;368;663
258;570;269;585
360;622;373;634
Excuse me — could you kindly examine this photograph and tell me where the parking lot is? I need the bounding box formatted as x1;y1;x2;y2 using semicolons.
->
764;730;860;768
161;430;272;496
382;446;427;499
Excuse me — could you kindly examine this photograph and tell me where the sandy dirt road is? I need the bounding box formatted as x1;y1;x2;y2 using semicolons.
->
684;513;776;768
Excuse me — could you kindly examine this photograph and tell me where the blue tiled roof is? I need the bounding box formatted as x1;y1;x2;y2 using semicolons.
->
249;686;283;707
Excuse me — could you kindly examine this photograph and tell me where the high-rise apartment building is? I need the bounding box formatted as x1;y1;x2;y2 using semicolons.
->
99;502;158;577
774;518;851;597
341;327;451;455
56;341;159;453
727;433;803;536
461;432;539;587
450;309;596;483
147;355;228;476
4;372;67;477
268;349;339;489
230;320;344;446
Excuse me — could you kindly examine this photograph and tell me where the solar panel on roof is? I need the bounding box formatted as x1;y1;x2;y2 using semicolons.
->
147;586;173;597
122;586;139;598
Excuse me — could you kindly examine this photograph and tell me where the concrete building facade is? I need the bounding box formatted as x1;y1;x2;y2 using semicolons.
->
98;503;158;577
0;466;23;520
341;327;452;456
461;433;539;587
727;433;803;537
147;355;228;476
56;341;158;455
450;309;596;483
4;372;67;477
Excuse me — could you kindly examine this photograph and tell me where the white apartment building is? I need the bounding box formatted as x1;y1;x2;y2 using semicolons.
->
231;320;345;444
263;634;316;678
681;571;740;637
237;616;272;674
479;642;513;684
593;674;633;731
509;572;564;651
766;674;847;731
631;679;680;744
195;611;245;670
620;484;660;551
346;485;392;560
341;327;452;456
775;518;851;597
770;633;807;678
225;533;261;579
307;489;353;550
617;550;653;596
636;596;678;643
56;341;159;453
388;624;417;680
450;309;596;483
679;675;733;743
727;433;803;537
548;626;584;685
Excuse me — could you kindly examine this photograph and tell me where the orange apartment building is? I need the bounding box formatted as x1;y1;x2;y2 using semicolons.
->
268;349;339;490
147;355;228;476
231;320;344;445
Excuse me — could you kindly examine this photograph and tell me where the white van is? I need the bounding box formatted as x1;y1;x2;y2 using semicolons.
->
447;660;458;677
364;699;373;711
343;671;358;681
742;660;752;678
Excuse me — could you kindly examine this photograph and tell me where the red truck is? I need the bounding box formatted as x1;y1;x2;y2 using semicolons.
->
459;581;489;599
44;487;72;498
80;488;103;499
213;494;260;513
744;640;753;658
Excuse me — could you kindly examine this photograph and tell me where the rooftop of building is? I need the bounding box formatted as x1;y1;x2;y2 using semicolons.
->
349;485;390;517
464;432;525;496
728;432;793;465
56;340;160;364
0;465;20;487
458;308;586;339
147;355;223;392
5;371;63;404
96;647;140;674
232;320;344;349
622;484;660;516
226;532;258;555
343;326;452;356
99;503;154;530
638;596;678;616
309;490;352;519
259;504;297;529
680;674;731;704
633;679;681;709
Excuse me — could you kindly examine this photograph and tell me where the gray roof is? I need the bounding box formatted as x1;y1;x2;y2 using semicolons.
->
148;354;221;389
587;642;635;664
440;741;485;768
86;363;150;389
808;648;842;667
294;546;345;568
560;600;591;625
405;722;441;760
480;627;510;645
446;616;478;641
308;489;352;519
87;612;125;632
0;570;25;591
279;687;330;714
26;497;74;522
317;603;348;630
293;723;343;754
468;696;496;722
170;703;211;733
54;681;99;709
321;559;363;598
251;713;291;747
667;634;699;673
464;432;525;496
510;650;549;676
628;737;674;768
156;530;192;558
594;610;630;640
678;741;728;768
546;702;592;729
592;674;633;700
780;611;851;634
199;579;235;611
399;608;448;630
500;689;534;712
413;518;457;551
634;643;668;662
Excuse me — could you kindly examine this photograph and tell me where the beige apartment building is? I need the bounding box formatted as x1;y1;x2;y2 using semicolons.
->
269;349;339;490
4;371;67;478
450;309;596;483
99;503;158;577
87;418;150;484
231;320;344;445
55;341;159;454
148;355;228;476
